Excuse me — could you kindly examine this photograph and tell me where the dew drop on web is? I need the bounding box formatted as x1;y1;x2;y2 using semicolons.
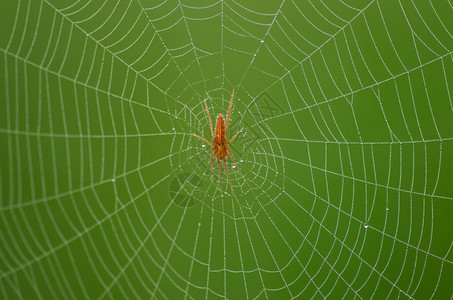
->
363;223;369;229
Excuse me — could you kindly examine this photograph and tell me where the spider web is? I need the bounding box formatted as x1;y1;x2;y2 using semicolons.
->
1;0;453;298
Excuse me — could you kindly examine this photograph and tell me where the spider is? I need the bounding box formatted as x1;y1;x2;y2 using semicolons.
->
192;89;244;194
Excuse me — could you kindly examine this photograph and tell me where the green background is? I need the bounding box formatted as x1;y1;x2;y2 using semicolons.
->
1;0;452;299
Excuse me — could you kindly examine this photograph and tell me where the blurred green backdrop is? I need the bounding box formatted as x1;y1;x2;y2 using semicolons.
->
1;0;452;299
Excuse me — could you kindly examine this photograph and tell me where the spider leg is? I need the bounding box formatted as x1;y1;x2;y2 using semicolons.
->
204;100;214;139
223;158;235;194
191;133;211;146
210;146;214;179
228;128;243;146
227;147;245;179
226;88;234;136
217;157;222;194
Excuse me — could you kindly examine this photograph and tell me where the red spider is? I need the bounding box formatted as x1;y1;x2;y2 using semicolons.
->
192;89;244;194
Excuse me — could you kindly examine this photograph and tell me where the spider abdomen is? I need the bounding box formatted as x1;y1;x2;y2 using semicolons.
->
214;114;228;160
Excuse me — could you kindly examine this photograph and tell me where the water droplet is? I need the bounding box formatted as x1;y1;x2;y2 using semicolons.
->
111;179;116;183
172;127;175;131
386;207;389;211
260;40;264;43
240;159;244;163
363;223;369;229
253;54;256;57
232;165;236;169
202;144;206;148
198;222;201;227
